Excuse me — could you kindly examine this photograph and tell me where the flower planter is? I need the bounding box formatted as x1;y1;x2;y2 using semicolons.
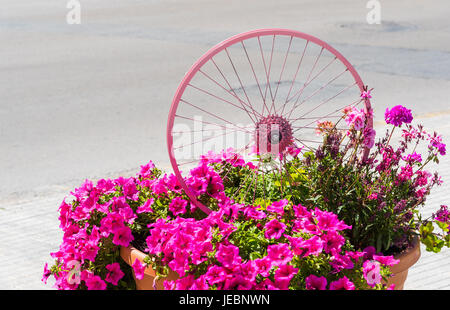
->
386;236;421;290
120;246;178;290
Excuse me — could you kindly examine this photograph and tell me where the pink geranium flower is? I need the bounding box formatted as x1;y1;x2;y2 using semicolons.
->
286;146;303;157
385;105;413;127
345;107;366;131
403;152;422;164
360;89;372;99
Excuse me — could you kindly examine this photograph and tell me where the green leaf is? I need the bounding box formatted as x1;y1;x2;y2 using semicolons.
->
436;221;449;233
376;234;383;253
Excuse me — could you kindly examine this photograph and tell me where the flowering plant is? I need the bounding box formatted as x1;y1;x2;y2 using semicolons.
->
298;104;449;253
43;101;448;290
43;151;401;290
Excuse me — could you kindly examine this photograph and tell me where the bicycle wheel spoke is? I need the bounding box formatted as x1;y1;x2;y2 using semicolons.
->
231;169;254;201
292;98;363;133
209;58;261;123
188;82;262;121
280;40;309;116
221;142;253;181
172;126;243;151
197;69;261;122
252;159;262;203
270;36;293;114
242;167;259;203
287;67;348;120
286;47;324;119
179;98;253;134
175;114;252;134
258;35;276;106
293;81;356;122
241;41;270;116
172;127;239;134
224;48;258;120
294;137;317;152
285;55;337;105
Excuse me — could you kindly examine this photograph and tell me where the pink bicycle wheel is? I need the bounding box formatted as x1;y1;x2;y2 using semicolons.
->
167;29;372;214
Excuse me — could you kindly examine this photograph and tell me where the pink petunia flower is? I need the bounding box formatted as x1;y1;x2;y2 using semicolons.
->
254;257;273;277
329;276;355;290
42;263;51;284
112;226;134;247
363;260;382;287
264;219;287;239
314;208;352;232
216;244;241;268
169;197;188;216
274;264;298;290
138;161;155;179
372;255;400;267
305;275;327;290
105;263;124;285
243;205;267;220
132;259;146;280
205;265;228;286
267;243;293;266
85;275;107;290
267;199;288;216
136;198;155;214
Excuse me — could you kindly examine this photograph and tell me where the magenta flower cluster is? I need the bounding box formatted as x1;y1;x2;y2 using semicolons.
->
384;105;413;127
146;199;398;290
43;149;399;290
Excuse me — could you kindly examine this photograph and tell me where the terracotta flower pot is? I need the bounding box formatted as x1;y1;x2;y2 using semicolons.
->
386;236;421;290
120;246;179;290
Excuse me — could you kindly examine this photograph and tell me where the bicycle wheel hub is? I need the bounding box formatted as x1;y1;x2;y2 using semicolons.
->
255;114;293;154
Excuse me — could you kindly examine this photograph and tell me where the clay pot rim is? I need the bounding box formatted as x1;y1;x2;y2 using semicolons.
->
390;235;421;274
120;245;158;277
